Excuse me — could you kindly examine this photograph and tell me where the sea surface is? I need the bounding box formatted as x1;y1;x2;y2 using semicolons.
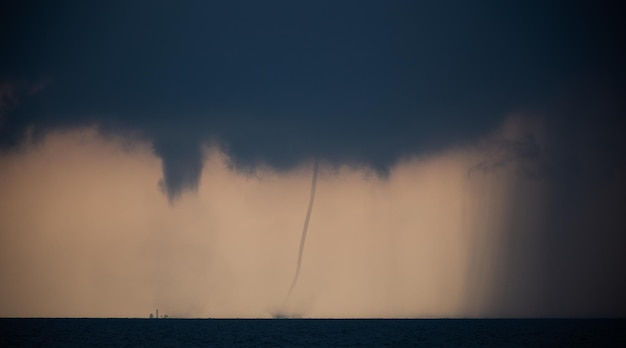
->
1;318;624;347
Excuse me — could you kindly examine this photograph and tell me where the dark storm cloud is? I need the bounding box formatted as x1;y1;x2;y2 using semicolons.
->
1;0;624;200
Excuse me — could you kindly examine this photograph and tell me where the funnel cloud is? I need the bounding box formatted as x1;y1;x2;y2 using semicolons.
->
289;158;319;297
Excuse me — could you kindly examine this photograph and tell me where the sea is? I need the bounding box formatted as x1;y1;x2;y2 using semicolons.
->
1;318;625;347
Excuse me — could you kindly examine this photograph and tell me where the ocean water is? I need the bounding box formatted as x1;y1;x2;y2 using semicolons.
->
1;318;624;347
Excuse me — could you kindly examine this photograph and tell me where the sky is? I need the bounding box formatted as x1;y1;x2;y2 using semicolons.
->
1;1;625;318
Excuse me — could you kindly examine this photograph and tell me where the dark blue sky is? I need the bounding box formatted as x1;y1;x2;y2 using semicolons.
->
1;0;624;198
